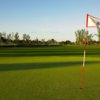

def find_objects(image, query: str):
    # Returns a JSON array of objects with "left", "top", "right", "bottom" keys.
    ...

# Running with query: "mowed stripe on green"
[{"left": 0, "top": 45, "right": 100, "bottom": 57}]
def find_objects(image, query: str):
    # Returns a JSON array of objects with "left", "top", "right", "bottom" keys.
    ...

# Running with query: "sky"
[{"left": 0, "top": 0, "right": 100, "bottom": 41}]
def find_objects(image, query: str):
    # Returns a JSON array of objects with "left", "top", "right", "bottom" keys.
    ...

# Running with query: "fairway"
[{"left": 0, "top": 46, "right": 100, "bottom": 100}]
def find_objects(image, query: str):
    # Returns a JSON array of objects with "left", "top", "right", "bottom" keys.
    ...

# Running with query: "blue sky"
[{"left": 0, "top": 0, "right": 100, "bottom": 41}]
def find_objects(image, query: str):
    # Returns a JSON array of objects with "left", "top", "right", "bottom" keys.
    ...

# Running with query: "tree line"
[
  {"left": 0, "top": 32, "right": 73, "bottom": 47},
  {"left": 0, "top": 29, "right": 99, "bottom": 47}
]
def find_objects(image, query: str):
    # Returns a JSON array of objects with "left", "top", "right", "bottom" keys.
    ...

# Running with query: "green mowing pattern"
[
  {"left": 0, "top": 45, "right": 100, "bottom": 100},
  {"left": 0, "top": 45, "right": 100, "bottom": 57}
]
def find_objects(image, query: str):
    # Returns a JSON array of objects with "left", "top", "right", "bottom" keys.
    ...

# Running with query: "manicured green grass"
[{"left": 0, "top": 45, "right": 100, "bottom": 100}]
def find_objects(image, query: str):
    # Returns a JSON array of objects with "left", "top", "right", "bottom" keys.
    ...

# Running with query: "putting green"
[{"left": 0, "top": 46, "right": 100, "bottom": 100}]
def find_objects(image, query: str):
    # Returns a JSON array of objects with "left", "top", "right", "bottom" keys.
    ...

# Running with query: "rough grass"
[{"left": 0, "top": 45, "right": 100, "bottom": 100}]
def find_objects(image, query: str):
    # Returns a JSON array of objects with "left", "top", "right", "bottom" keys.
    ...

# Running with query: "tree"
[
  {"left": 0, "top": 32, "right": 2, "bottom": 44},
  {"left": 33, "top": 38, "right": 40, "bottom": 45},
  {"left": 47, "top": 39, "right": 57, "bottom": 45},
  {"left": 0, "top": 32, "right": 7, "bottom": 44},
  {"left": 22, "top": 34, "right": 31, "bottom": 46},
  {"left": 23, "top": 34, "right": 30, "bottom": 41},
  {"left": 87, "top": 33, "right": 93, "bottom": 44},
  {"left": 41, "top": 39, "right": 45, "bottom": 45},
  {"left": 2, "top": 32, "right": 6, "bottom": 39},
  {"left": 75, "top": 29, "right": 93, "bottom": 45},
  {"left": 26, "top": 34, "right": 30, "bottom": 41},
  {"left": 7, "top": 33, "right": 13, "bottom": 43},
  {"left": 14, "top": 32, "right": 19, "bottom": 43},
  {"left": 97, "top": 29, "right": 100, "bottom": 44}
]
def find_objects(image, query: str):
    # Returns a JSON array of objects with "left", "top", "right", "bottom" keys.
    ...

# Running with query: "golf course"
[{"left": 0, "top": 45, "right": 100, "bottom": 100}]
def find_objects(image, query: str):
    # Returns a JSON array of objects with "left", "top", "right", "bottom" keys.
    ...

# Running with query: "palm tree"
[{"left": 75, "top": 29, "right": 93, "bottom": 45}]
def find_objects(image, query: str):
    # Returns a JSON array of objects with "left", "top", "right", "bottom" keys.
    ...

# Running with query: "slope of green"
[{"left": 0, "top": 45, "right": 100, "bottom": 100}]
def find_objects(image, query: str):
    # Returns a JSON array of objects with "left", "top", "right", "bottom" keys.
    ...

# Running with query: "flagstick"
[{"left": 80, "top": 38, "right": 87, "bottom": 90}]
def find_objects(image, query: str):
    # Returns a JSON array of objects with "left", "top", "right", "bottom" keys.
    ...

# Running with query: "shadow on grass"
[
  {"left": 0, "top": 52, "right": 100, "bottom": 57},
  {"left": 0, "top": 61, "right": 100, "bottom": 71}
]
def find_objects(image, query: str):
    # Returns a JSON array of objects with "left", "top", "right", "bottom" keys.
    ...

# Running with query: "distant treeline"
[
  {"left": 0, "top": 29, "right": 99, "bottom": 47},
  {"left": 0, "top": 32, "right": 73, "bottom": 47}
]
